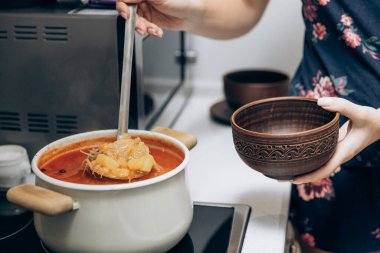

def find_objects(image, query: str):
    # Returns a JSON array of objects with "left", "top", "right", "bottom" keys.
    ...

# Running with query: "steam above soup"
[{"left": 38, "top": 136, "right": 184, "bottom": 185}]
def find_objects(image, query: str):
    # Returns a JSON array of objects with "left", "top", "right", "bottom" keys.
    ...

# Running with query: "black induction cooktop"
[{"left": 0, "top": 200, "right": 251, "bottom": 253}]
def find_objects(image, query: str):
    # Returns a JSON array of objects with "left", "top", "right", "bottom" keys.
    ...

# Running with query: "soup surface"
[{"left": 38, "top": 136, "right": 184, "bottom": 185}]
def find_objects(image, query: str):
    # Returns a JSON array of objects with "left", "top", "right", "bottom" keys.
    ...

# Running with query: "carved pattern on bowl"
[{"left": 233, "top": 130, "right": 338, "bottom": 162}]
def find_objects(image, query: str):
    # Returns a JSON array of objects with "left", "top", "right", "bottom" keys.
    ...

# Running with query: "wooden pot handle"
[
  {"left": 151, "top": 127, "right": 197, "bottom": 150},
  {"left": 7, "top": 184, "right": 79, "bottom": 216}
]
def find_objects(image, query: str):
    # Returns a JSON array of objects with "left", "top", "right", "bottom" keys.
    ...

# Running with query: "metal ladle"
[{"left": 117, "top": 5, "right": 137, "bottom": 140}]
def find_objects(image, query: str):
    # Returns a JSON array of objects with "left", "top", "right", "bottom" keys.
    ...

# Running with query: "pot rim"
[{"left": 31, "top": 129, "right": 190, "bottom": 191}]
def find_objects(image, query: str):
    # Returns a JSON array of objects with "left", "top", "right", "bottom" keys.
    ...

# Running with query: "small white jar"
[{"left": 0, "top": 145, "right": 31, "bottom": 188}]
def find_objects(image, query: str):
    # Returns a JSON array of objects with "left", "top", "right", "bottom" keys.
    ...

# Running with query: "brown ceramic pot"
[
  {"left": 230, "top": 96, "right": 339, "bottom": 180},
  {"left": 223, "top": 69, "right": 290, "bottom": 109}
]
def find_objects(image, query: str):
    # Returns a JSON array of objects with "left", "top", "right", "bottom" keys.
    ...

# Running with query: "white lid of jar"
[{"left": 0, "top": 145, "right": 28, "bottom": 167}]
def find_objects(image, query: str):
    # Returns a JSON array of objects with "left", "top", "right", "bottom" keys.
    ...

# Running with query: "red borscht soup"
[{"left": 37, "top": 136, "right": 184, "bottom": 185}]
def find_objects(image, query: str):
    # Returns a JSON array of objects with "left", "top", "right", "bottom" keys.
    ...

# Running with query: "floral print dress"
[{"left": 289, "top": 0, "right": 380, "bottom": 252}]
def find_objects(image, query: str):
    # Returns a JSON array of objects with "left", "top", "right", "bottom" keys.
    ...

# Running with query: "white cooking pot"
[{"left": 7, "top": 128, "right": 196, "bottom": 253}]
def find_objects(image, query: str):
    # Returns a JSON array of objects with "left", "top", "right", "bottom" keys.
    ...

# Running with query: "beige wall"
[{"left": 189, "top": 0, "right": 304, "bottom": 86}]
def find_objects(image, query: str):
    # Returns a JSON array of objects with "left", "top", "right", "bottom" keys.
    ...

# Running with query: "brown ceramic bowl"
[
  {"left": 230, "top": 96, "right": 339, "bottom": 180},
  {"left": 224, "top": 69, "right": 290, "bottom": 109}
]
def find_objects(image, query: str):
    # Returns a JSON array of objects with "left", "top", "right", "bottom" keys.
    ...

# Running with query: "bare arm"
[
  {"left": 184, "top": 0, "right": 270, "bottom": 39},
  {"left": 116, "top": 0, "right": 269, "bottom": 39}
]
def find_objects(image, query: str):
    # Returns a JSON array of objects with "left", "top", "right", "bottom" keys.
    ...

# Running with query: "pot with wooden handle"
[{"left": 7, "top": 127, "right": 196, "bottom": 253}]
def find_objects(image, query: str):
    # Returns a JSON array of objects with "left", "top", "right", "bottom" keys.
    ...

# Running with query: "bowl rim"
[
  {"left": 223, "top": 68, "right": 290, "bottom": 87},
  {"left": 230, "top": 96, "right": 340, "bottom": 138},
  {"left": 31, "top": 129, "right": 190, "bottom": 191}
]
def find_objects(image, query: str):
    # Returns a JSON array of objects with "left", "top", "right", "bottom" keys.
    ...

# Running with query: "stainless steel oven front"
[{"left": 0, "top": 3, "right": 192, "bottom": 157}]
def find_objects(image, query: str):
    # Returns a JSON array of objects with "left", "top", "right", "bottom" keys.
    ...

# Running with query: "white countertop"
[{"left": 172, "top": 87, "right": 291, "bottom": 253}]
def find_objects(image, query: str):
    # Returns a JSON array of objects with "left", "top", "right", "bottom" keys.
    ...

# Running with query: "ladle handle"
[
  {"left": 117, "top": 5, "right": 137, "bottom": 139},
  {"left": 7, "top": 184, "right": 79, "bottom": 216},
  {"left": 152, "top": 127, "right": 198, "bottom": 150}
]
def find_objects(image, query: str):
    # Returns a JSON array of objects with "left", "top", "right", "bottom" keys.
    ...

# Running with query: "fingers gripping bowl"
[
  {"left": 231, "top": 97, "right": 339, "bottom": 180},
  {"left": 7, "top": 129, "right": 195, "bottom": 253}
]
